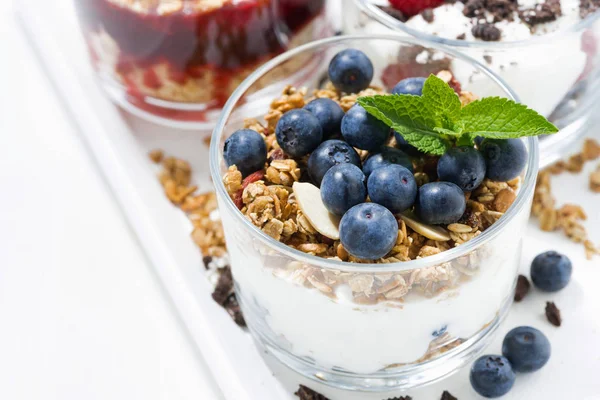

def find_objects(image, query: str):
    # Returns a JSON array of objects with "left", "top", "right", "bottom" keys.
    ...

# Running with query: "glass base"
[{"left": 242, "top": 284, "right": 514, "bottom": 392}]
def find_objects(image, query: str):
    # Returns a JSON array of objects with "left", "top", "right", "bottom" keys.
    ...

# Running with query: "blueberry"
[
  {"left": 480, "top": 139, "right": 527, "bottom": 181},
  {"left": 437, "top": 146, "right": 487, "bottom": 192},
  {"left": 393, "top": 130, "right": 420, "bottom": 156},
  {"left": 339, "top": 203, "right": 398, "bottom": 260},
  {"left": 530, "top": 251, "right": 572, "bottom": 292},
  {"left": 328, "top": 48, "right": 374, "bottom": 93},
  {"left": 304, "top": 98, "right": 345, "bottom": 139},
  {"left": 368, "top": 165, "right": 417, "bottom": 214},
  {"left": 275, "top": 109, "right": 323, "bottom": 157},
  {"left": 341, "top": 104, "right": 389, "bottom": 151},
  {"left": 223, "top": 129, "right": 267, "bottom": 177},
  {"left": 470, "top": 355, "right": 516, "bottom": 398},
  {"left": 307, "top": 140, "right": 361, "bottom": 186},
  {"left": 415, "top": 182, "right": 466, "bottom": 225},
  {"left": 363, "top": 147, "right": 413, "bottom": 177},
  {"left": 502, "top": 326, "right": 551, "bottom": 372},
  {"left": 391, "top": 77, "right": 426, "bottom": 96},
  {"left": 320, "top": 164, "right": 367, "bottom": 216}
]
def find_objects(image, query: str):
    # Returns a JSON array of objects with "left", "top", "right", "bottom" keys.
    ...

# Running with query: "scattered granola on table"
[
  {"left": 532, "top": 138, "right": 600, "bottom": 259},
  {"left": 151, "top": 151, "right": 245, "bottom": 326}
]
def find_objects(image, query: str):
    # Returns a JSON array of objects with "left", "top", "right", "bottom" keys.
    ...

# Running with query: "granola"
[{"left": 532, "top": 138, "right": 600, "bottom": 259}]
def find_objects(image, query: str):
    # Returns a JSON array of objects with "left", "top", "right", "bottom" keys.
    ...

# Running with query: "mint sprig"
[{"left": 357, "top": 75, "right": 558, "bottom": 156}]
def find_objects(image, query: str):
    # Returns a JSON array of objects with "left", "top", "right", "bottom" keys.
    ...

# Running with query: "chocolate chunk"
[
  {"left": 546, "top": 301, "right": 562, "bottom": 326},
  {"left": 514, "top": 275, "right": 531, "bottom": 302},
  {"left": 483, "top": 55, "right": 493, "bottom": 64},
  {"left": 459, "top": 208, "right": 481, "bottom": 228},
  {"left": 212, "top": 266, "right": 234, "bottom": 305},
  {"left": 580, "top": 0, "right": 600, "bottom": 18},
  {"left": 471, "top": 23, "right": 501, "bottom": 41},
  {"left": 487, "top": 0, "right": 518, "bottom": 21},
  {"left": 379, "top": 5, "right": 408, "bottom": 22},
  {"left": 463, "top": 0, "right": 485, "bottom": 17},
  {"left": 202, "top": 255, "right": 213, "bottom": 270},
  {"left": 386, "top": 397, "right": 412, "bottom": 400},
  {"left": 295, "top": 385, "right": 330, "bottom": 400},
  {"left": 223, "top": 293, "right": 246, "bottom": 327},
  {"left": 519, "top": 0, "right": 561, "bottom": 25},
  {"left": 441, "top": 391, "right": 458, "bottom": 400},
  {"left": 456, "top": 33, "right": 467, "bottom": 40},
  {"left": 421, "top": 8, "right": 435, "bottom": 22}
]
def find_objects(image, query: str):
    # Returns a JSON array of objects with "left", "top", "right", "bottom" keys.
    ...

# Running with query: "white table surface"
[
  {"left": 2, "top": 0, "right": 600, "bottom": 399},
  {"left": 0, "top": 1, "right": 222, "bottom": 399}
]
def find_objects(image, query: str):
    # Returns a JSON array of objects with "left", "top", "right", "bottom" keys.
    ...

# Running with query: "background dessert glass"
[
  {"left": 210, "top": 35, "right": 539, "bottom": 391},
  {"left": 346, "top": 0, "right": 600, "bottom": 167},
  {"left": 75, "top": 0, "right": 331, "bottom": 130}
]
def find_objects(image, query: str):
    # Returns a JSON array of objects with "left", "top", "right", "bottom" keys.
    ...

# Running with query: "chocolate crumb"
[
  {"left": 202, "top": 255, "right": 213, "bottom": 270},
  {"left": 295, "top": 385, "right": 330, "bottom": 400},
  {"left": 546, "top": 301, "right": 562, "bottom": 326},
  {"left": 212, "top": 266, "right": 234, "bottom": 305},
  {"left": 580, "top": 0, "right": 600, "bottom": 18},
  {"left": 441, "top": 390, "right": 458, "bottom": 400},
  {"left": 223, "top": 293, "right": 246, "bottom": 327},
  {"left": 519, "top": 0, "right": 562, "bottom": 25},
  {"left": 463, "top": 0, "right": 485, "bottom": 17},
  {"left": 379, "top": 5, "right": 408, "bottom": 22},
  {"left": 487, "top": 0, "right": 518, "bottom": 21},
  {"left": 456, "top": 33, "right": 467, "bottom": 40},
  {"left": 514, "top": 275, "right": 531, "bottom": 302},
  {"left": 421, "top": 8, "right": 435, "bottom": 22},
  {"left": 483, "top": 55, "right": 493, "bottom": 64},
  {"left": 459, "top": 208, "right": 481, "bottom": 228},
  {"left": 386, "top": 396, "right": 412, "bottom": 400},
  {"left": 472, "top": 23, "right": 501, "bottom": 41}
]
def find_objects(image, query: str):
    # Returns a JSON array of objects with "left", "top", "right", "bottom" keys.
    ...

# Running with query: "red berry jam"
[{"left": 76, "top": 0, "right": 326, "bottom": 122}]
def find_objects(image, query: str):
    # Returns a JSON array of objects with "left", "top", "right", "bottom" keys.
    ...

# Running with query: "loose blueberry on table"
[{"left": 223, "top": 48, "right": 557, "bottom": 261}]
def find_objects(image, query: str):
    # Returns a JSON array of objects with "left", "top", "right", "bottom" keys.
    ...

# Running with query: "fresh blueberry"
[
  {"left": 275, "top": 109, "right": 323, "bottom": 157},
  {"left": 530, "top": 251, "right": 572, "bottom": 292},
  {"left": 328, "top": 48, "right": 374, "bottom": 93},
  {"left": 393, "top": 130, "right": 420, "bottom": 156},
  {"left": 307, "top": 140, "right": 361, "bottom": 186},
  {"left": 437, "top": 146, "right": 487, "bottom": 192},
  {"left": 341, "top": 104, "right": 389, "bottom": 151},
  {"left": 470, "top": 355, "right": 516, "bottom": 398},
  {"left": 304, "top": 98, "right": 345, "bottom": 139},
  {"left": 223, "top": 129, "right": 267, "bottom": 177},
  {"left": 502, "top": 326, "right": 551, "bottom": 372},
  {"left": 363, "top": 147, "right": 413, "bottom": 177},
  {"left": 391, "top": 77, "right": 426, "bottom": 96},
  {"left": 339, "top": 203, "right": 398, "bottom": 260},
  {"left": 367, "top": 165, "right": 417, "bottom": 214},
  {"left": 320, "top": 164, "right": 367, "bottom": 216},
  {"left": 415, "top": 182, "right": 466, "bottom": 225},
  {"left": 480, "top": 139, "right": 527, "bottom": 181}
]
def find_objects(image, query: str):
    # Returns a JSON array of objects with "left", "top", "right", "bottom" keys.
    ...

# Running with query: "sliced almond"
[
  {"left": 399, "top": 211, "right": 451, "bottom": 242},
  {"left": 292, "top": 182, "right": 340, "bottom": 240}
]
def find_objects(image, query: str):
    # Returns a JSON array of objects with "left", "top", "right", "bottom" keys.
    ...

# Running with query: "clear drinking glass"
[
  {"left": 210, "top": 35, "right": 539, "bottom": 391},
  {"left": 74, "top": 0, "right": 331, "bottom": 129},
  {"left": 346, "top": 0, "right": 600, "bottom": 167}
]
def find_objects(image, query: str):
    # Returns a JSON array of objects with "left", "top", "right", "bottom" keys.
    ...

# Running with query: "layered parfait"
[
  {"left": 346, "top": 0, "right": 600, "bottom": 129},
  {"left": 213, "top": 42, "right": 554, "bottom": 388},
  {"left": 76, "top": 0, "right": 327, "bottom": 123}
]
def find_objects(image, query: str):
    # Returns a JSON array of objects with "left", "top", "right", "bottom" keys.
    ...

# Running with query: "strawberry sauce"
[{"left": 76, "top": 0, "right": 325, "bottom": 121}]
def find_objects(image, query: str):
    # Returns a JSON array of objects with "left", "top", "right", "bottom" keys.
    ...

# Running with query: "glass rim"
[
  {"left": 209, "top": 34, "right": 539, "bottom": 273},
  {"left": 354, "top": 0, "right": 600, "bottom": 49}
]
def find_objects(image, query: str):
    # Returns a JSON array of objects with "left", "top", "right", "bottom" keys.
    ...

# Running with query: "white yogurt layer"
[
  {"left": 346, "top": 0, "right": 588, "bottom": 117},
  {"left": 225, "top": 197, "right": 530, "bottom": 374}
]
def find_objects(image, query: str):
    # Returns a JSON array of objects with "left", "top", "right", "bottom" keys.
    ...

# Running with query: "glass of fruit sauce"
[{"left": 75, "top": 0, "right": 330, "bottom": 129}]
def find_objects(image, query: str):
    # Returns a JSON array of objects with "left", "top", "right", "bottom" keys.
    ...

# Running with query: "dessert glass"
[
  {"left": 210, "top": 35, "right": 539, "bottom": 391},
  {"left": 75, "top": 0, "right": 331, "bottom": 129},
  {"left": 346, "top": 0, "right": 600, "bottom": 167}
]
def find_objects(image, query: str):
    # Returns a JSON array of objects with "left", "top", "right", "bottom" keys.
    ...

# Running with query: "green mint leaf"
[
  {"left": 357, "top": 95, "right": 449, "bottom": 155},
  {"left": 422, "top": 74, "right": 461, "bottom": 123},
  {"left": 460, "top": 97, "right": 559, "bottom": 139}
]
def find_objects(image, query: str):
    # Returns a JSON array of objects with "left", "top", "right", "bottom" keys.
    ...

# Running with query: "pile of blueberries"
[
  {"left": 470, "top": 251, "right": 572, "bottom": 398},
  {"left": 223, "top": 48, "right": 528, "bottom": 260}
]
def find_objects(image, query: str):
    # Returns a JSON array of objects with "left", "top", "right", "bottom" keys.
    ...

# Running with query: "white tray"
[{"left": 17, "top": 1, "right": 600, "bottom": 398}]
